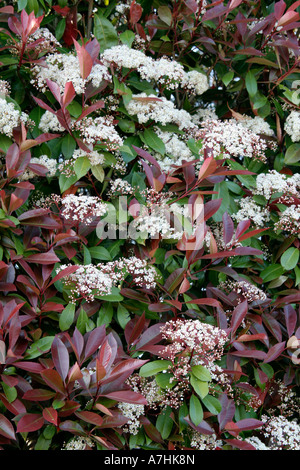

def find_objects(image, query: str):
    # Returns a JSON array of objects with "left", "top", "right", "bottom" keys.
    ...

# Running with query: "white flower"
[
  {"left": 195, "top": 119, "right": 274, "bottom": 161},
  {"left": 284, "top": 110, "right": 300, "bottom": 142},
  {"left": 74, "top": 115, "right": 123, "bottom": 149},
  {"left": 181, "top": 70, "right": 209, "bottom": 95},
  {"left": 0, "top": 98, "right": 29, "bottom": 137},
  {"left": 239, "top": 115, "right": 274, "bottom": 136},
  {"left": 31, "top": 52, "right": 111, "bottom": 94},
  {"left": 39, "top": 110, "right": 66, "bottom": 133},
  {"left": 20, "top": 155, "right": 57, "bottom": 180},
  {"left": 232, "top": 196, "right": 270, "bottom": 227},
  {"left": 126, "top": 93, "right": 195, "bottom": 130},
  {"left": 275, "top": 204, "right": 300, "bottom": 237}
]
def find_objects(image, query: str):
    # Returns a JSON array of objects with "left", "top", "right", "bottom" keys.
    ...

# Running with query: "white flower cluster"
[
  {"left": 99, "top": 256, "right": 157, "bottom": 290},
  {"left": 191, "top": 107, "right": 218, "bottom": 125},
  {"left": 255, "top": 170, "right": 300, "bottom": 199},
  {"left": 62, "top": 436, "right": 95, "bottom": 450},
  {"left": 275, "top": 204, "right": 300, "bottom": 237},
  {"left": 239, "top": 115, "right": 274, "bottom": 136},
  {"left": 261, "top": 415, "right": 300, "bottom": 450},
  {"left": 57, "top": 263, "right": 113, "bottom": 303},
  {"left": 101, "top": 45, "right": 208, "bottom": 95},
  {"left": 190, "top": 431, "right": 223, "bottom": 450},
  {"left": 232, "top": 196, "right": 270, "bottom": 227},
  {"left": 31, "top": 52, "right": 111, "bottom": 94},
  {"left": 195, "top": 119, "right": 275, "bottom": 162},
  {"left": 38, "top": 110, "right": 66, "bottom": 133},
  {"left": 108, "top": 178, "right": 134, "bottom": 196},
  {"left": 218, "top": 280, "right": 267, "bottom": 303},
  {"left": 20, "top": 155, "right": 57, "bottom": 180},
  {"left": 131, "top": 189, "right": 191, "bottom": 240},
  {"left": 126, "top": 93, "right": 196, "bottom": 130},
  {"left": 61, "top": 194, "right": 108, "bottom": 224},
  {"left": 0, "top": 80, "right": 10, "bottom": 96},
  {"left": 245, "top": 436, "right": 270, "bottom": 450},
  {"left": 74, "top": 115, "right": 123, "bottom": 149},
  {"left": 28, "top": 27, "right": 61, "bottom": 54},
  {"left": 117, "top": 403, "right": 145, "bottom": 435},
  {"left": 181, "top": 70, "right": 209, "bottom": 95},
  {"left": 284, "top": 110, "right": 300, "bottom": 142},
  {"left": 58, "top": 256, "right": 157, "bottom": 302},
  {"left": 0, "top": 98, "right": 29, "bottom": 137},
  {"left": 160, "top": 319, "right": 228, "bottom": 382},
  {"left": 153, "top": 128, "right": 194, "bottom": 172}
]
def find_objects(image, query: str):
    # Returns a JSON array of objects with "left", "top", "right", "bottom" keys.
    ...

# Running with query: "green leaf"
[
  {"left": 118, "top": 119, "right": 136, "bottom": 134},
  {"left": 284, "top": 144, "right": 300, "bottom": 165},
  {"left": 61, "top": 134, "right": 76, "bottom": 159},
  {"left": 260, "top": 264, "right": 285, "bottom": 282},
  {"left": 156, "top": 406, "right": 173, "bottom": 439},
  {"left": 191, "top": 365, "right": 212, "bottom": 382},
  {"left": 155, "top": 372, "right": 176, "bottom": 389},
  {"left": 59, "top": 173, "right": 78, "bottom": 193},
  {"left": 59, "top": 303, "right": 75, "bottom": 331},
  {"left": 245, "top": 71, "right": 258, "bottom": 97},
  {"left": 97, "top": 303, "right": 113, "bottom": 327},
  {"left": 2, "top": 383, "right": 17, "bottom": 403},
  {"left": 280, "top": 247, "right": 299, "bottom": 271},
  {"left": 139, "top": 360, "right": 172, "bottom": 377},
  {"left": 94, "top": 14, "right": 118, "bottom": 52},
  {"left": 89, "top": 246, "right": 111, "bottom": 261},
  {"left": 25, "top": 336, "right": 55, "bottom": 359},
  {"left": 189, "top": 395, "right": 203, "bottom": 426},
  {"left": 201, "top": 395, "right": 222, "bottom": 415},
  {"left": 119, "top": 30, "right": 135, "bottom": 48},
  {"left": 91, "top": 164, "right": 105, "bottom": 182},
  {"left": 141, "top": 128, "right": 165, "bottom": 155},
  {"left": 157, "top": 5, "right": 173, "bottom": 25},
  {"left": 97, "top": 286, "right": 124, "bottom": 302},
  {"left": 222, "top": 71, "right": 234, "bottom": 86},
  {"left": 117, "top": 304, "right": 131, "bottom": 329},
  {"left": 55, "top": 18, "right": 66, "bottom": 41},
  {"left": 190, "top": 375, "right": 209, "bottom": 399},
  {"left": 294, "top": 265, "right": 300, "bottom": 286},
  {"left": 74, "top": 156, "right": 91, "bottom": 180}
]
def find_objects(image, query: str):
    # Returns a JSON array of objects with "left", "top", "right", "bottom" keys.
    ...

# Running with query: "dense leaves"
[{"left": 0, "top": 0, "right": 299, "bottom": 452}]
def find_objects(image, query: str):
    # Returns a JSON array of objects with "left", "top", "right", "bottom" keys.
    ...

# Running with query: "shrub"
[{"left": 0, "top": 0, "right": 299, "bottom": 451}]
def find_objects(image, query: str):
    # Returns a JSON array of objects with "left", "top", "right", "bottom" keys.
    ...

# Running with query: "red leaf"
[
  {"left": 74, "top": 411, "right": 103, "bottom": 427},
  {"left": 263, "top": 341, "right": 286, "bottom": 363},
  {"left": 62, "top": 6, "right": 78, "bottom": 46},
  {"left": 186, "top": 298, "right": 221, "bottom": 308},
  {"left": 51, "top": 336, "right": 69, "bottom": 382},
  {"left": 230, "top": 349, "right": 267, "bottom": 360},
  {"left": 73, "top": 39, "right": 93, "bottom": 80},
  {"left": 43, "top": 407, "right": 58, "bottom": 426},
  {"left": 222, "top": 212, "right": 234, "bottom": 245},
  {"left": 40, "top": 369, "right": 66, "bottom": 394},
  {"left": 16, "top": 413, "right": 44, "bottom": 433},
  {"left": 100, "top": 391, "right": 147, "bottom": 405},
  {"left": 0, "top": 413, "right": 16, "bottom": 440},
  {"left": 25, "top": 250, "right": 60, "bottom": 265},
  {"left": 23, "top": 389, "right": 56, "bottom": 401},
  {"left": 130, "top": 0, "right": 143, "bottom": 24},
  {"left": 62, "top": 81, "right": 76, "bottom": 109},
  {"left": 83, "top": 325, "right": 106, "bottom": 361},
  {"left": 230, "top": 300, "right": 248, "bottom": 336},
  {"left": 224, "top": 439, "right": 256, "bottom": 450},
  {"left": 197, "top": 157, "right": 217, "bottom": 182}
]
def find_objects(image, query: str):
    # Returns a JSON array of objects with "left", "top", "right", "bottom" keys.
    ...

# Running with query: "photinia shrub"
[{"left": 0, "top": 0, "right": 299, "bottom": 451}]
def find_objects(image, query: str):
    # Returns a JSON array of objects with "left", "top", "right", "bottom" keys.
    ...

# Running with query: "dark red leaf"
[{"left": 16, "top": 413, "right": 44, "bottom": 433}]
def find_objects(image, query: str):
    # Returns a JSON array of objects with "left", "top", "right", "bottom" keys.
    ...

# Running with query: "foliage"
[{"left": 0, "top": 0, "right": 299, "bottom": 451}]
